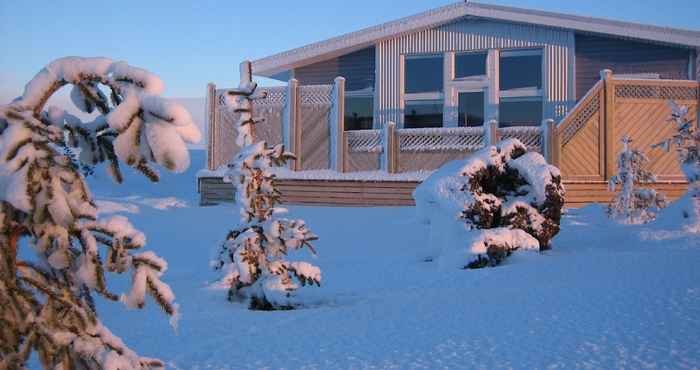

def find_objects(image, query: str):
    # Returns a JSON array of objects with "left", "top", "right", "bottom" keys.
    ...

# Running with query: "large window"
[
  {"left": 455, "top": 52, "right": 487, "bottom": 79},
  {"left": 404, "top": 54, "right": 444, "bottom": 128},
  {"left": 499, "top": 49, "right": 543, "bottom": 126},
  {"left": 404, "top": 100, "right": 443, "bottom": 128},
  {"left": 499, "top": 50, "right": 542, "bottom": 91},
  {"left": 404, "top": 55, "right": 443, "bottom": 93},
  {"left": 458, "top": 92, "right": 484, "bottom": 127},
  {"left": 499, "top": 98, "right": 543, "bottom": 127},
  {"left": 344, "top": 95, "right": 374, "bottom": 130}
]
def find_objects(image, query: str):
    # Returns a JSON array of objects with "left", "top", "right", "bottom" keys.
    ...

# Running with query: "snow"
[{"left": 56, "top": 150, "right": 698, "bottom": 369}]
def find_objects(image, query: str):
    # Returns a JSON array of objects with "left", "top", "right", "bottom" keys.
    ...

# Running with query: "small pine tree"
[
  {"left": 608, "top": 136, "right": 666, "bottom": 224},
  {"left": 0, "top": 57, "right": 201, "bottom": 369},
  {"left": 653, "top": 101, "right": 700, "bottom": 196},
  {"left": 212, "top": 61, "right": 321, "bottom": 310}
]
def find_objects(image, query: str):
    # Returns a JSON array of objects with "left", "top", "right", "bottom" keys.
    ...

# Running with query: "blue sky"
[{"left": 1, "top": 0, "right": 699, "bottom": 100}]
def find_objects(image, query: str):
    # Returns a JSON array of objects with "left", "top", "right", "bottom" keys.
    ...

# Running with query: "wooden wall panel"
[
  {"left": 613, "top": 100, "right": 697, "bottom": 180},
  {"left": 560, "top": 111, "right": 603, "bottom": 180}
]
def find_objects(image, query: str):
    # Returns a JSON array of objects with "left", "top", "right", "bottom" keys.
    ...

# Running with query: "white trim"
[
  {"left": 499, "top": 87, "right": 542, "bottom": 98},
  {"left": 252, "top": 1, "right": 700, "bottom": 77},
  {"left": 404, "top": 92, "right": 444, "bottom": 101}
]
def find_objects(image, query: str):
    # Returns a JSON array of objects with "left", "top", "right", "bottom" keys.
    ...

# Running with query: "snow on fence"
[{"left": 497, "top": 126, "right": 543, "bottom": 153}]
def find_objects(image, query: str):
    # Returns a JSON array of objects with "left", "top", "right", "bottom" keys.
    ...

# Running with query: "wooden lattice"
[
  {"left": 497, "top": 126, "right": 543, "bottom": 153},
  {"left": 561, "top": 96, "right": 600, "bottom": 146},
  {"left": 346, "top": 130, "right": 383, "bottom": 153},
  {"left": 615, "top": 85, "right": 699, "bottom": 101},
  {"left": 398, "top": 127, "right": 485, "bottom": 152},
  {"left": 300, "top": 84, "right": 334, "bottom": 106}
]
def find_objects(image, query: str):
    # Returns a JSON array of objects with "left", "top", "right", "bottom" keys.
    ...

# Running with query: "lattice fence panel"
[
  {"left": 398, "top": 127, "right": 485, "bottom": 152},
  {"left": 615, "top": 85, "right": 699, "bottom": 101},
  {"left": 211, "top": 88, "right": 284, "bottom": 170},
  {"left": 561, "top": 96, "right": 600, "bottom": 146},
  {"left": 497, "top": 126, "right": 543, "bottom": 153},
  {"left": 300, "top": 84, "right": 334, "bottom": 106},
  {"left": 346, "top": 130, "right": 382, "bottom": 153}
]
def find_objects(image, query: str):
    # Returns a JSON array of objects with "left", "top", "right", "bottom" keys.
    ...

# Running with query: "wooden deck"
[{"left": 199, "top": 177, "right": 688, "bottom": 208}]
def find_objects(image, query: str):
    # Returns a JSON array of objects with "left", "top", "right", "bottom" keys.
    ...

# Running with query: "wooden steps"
[{"left": 199, "top": 176, "right": 688, "bottom": 208}]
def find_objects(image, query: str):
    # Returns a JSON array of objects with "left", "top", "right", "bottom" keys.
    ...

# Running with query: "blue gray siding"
[
  {"left": 575, "top": 33, "right": 692, "bottom": 99},
  {"left": 374, "top": 18, "right": 576, "bottom": 127},
  {"left": 293, "top": 47, "right": 375, "bottom": 91}
]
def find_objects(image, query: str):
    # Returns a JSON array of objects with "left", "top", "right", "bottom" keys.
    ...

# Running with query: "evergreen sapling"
[
  {"left": 608, "top": 135, "right": 665, "bottom": 224},
  {"left": 212, "top": 61, "right": 321, "bottom": 310}
]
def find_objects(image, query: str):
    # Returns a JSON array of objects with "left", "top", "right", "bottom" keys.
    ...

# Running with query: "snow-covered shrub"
[
  {"left": 414, "top": 139, "right": 564, "bottom": 268},
  {"left": 608, "top": 136, "right": 665, "bottom": 224},
  {"left": 212, "top": 62, "right": 321, "bottom": 310},
  {"left": 652, "top": 101, "right": 700, "bottom": 232},
  {"left": 0, "top": 57, "right": 200, "bottom": 369}
]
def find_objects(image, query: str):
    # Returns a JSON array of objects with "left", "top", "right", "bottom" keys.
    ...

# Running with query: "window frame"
[
  {"left": 344, "top": 88, "right": 375, "bottom": 131},
  {"left": 453, "top": 50, "right": 488, "bottom": 81},
  {"left": 497, "top": 48, "right": 545, "bottom": 127},
  {"left": 402, "top": 53, "right": 446, "bottom": 128},
  {"left": 455, "top": 88, "right": 487, "bottom": 127}
]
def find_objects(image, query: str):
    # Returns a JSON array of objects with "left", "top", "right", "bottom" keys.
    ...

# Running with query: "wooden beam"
[
  {"left": 205, "top": 82, "right": 217, "bottom": 170},
  {"left": 601, "top": 69, "right": 615, "bottom": 179},
  {"left": 330, "top": 77, "right": 346, "bottom": 172},
  {"left": 284, "top": 79, "right": 300, "bottom": 170}
]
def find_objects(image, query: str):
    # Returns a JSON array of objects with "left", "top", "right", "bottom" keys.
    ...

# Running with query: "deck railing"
[{"left": 207, "top": 69, "right": 697, "bottom": 178}]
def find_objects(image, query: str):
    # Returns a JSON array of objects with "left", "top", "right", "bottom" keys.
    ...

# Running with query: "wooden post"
[
  {"left": 330, "top": 77, "right": 346, "bottom": 172},
  {"left": 601, "top": 69, "right": 615, "bottom": 179},
  {"left": 382, "top": 122, "right": 397, "bottom": 173},
  {"left": 205, "top": 82, "right": 217, "bottom": 170},
  {"left": 284, "top": 78, "right": 300, "bottom": 170},
  {"left": 484, "top": 119, "right": 499, "bottom": 145},
  {"left": 542, "top": 118, "right": 559, "bottom": 166}
]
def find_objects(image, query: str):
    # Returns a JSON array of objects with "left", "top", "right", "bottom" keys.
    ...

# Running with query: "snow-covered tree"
[
  {"left": 608, "top": 136, "right": 666, "bottom": 224},
  {"left": 651, "top": 101, "right": 700, "bottom": 231},
  {"left": 0, "top": 57, "right": 201, "bottom": 369},
  {"left": 212, "top": 61, "right": 321, "bottom": 310}
]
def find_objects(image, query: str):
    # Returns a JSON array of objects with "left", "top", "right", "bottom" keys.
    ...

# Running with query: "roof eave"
[{"left": 253, "top": 2, "right": 700, "bottom": 78}]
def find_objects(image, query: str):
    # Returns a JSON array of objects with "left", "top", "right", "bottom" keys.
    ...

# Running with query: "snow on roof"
[{"left": 253, "top": 1, "right": 700, "bottom": 77}]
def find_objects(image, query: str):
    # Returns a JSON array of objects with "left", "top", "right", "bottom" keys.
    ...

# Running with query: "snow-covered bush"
[
  {"left": 414, "top": 139, "right": 564, "bottom": 268},
  {"left": 0, "top": 57, "right": 200, "bottom": 369},
  {"left": 652, "top": 101, "right": 700, "bottom": 232},
  {"left": 212, "top": 62, "right": 321, "bottom": 310},
  {"left": 608, "top": 136, "right": 665, "bottom": 224}
]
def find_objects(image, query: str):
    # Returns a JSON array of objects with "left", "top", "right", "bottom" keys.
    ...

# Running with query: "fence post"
[
  {"left": 382, "top": 122, "right": 397, "bottom": 173},
  {"left": 284, "top": 78, "right": 300, "bottom": 170},
  {"left": 542, "top": 118, "right": 560, "bottom": 166},
  {"left": 206, "top": 82, "right": 217, "bottom": 170},
  {"left": 601, "top": 69, "right": 615, "bottom": 179},
  {"left": 330, "top": 77, "right": 346, "bottom": 172},
  {"left": 484, "top": 119, "right": 499, "bottom": 145}
]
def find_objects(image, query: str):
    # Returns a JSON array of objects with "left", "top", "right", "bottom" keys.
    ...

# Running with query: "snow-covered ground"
[{"left": 86, "top": 150, "right": 700, "bottom": 369}]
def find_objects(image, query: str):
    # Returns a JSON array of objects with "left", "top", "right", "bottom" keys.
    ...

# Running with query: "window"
[
  {"left": 344, "top": 95, "right": 374, "bottom": 130},
  {"left": 455, "top": 52, "right": 487, "bottom": 79},
  {"left": 498, "top": 50, "right": 543, "bottom": 126},
  {"left": 404, "top": 100, "right": 443, "bottom": 128},
  {"left": 499, "top": 98, "right": 542, "bottom": 127},
  {"left": 458, "top": 92, "right": 484, "bottom": 127},
  {"left": 405, "top": 55, "right": 443, "bottom": 93},
  {"left": 499, "top": 50, "right": 542, "bottom": 91}
]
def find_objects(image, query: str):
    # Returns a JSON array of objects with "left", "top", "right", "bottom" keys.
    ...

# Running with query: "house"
[{"left": 200, "top": 1, "right": 700, "bottom": 207}]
